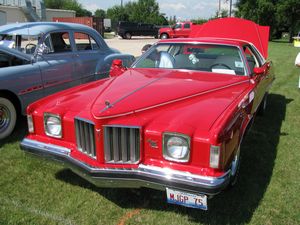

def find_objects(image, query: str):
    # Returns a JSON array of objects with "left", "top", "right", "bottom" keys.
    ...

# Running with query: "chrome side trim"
[{"left": 20, "top": 138, "right": 231, "bottom": 195}]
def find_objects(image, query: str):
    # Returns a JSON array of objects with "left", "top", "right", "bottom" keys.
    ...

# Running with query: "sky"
[{"left": 77, "top": 0, "right": 237, "bottom": 20}]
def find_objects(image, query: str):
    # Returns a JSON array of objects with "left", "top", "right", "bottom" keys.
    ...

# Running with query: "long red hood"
[
  {"left": 37, "top": 68, "right": 250, "bottom": 130},
  {"left": 89, "top": 69, "right": 249, "bottom": 118}
]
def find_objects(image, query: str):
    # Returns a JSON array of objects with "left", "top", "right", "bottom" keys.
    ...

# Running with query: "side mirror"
[
  {"left": 36, "top": 43, "right": 50, "bottom": 56},
  {"left": 112, "top": 59, "right": 123, "bottom": 67},
  {"left": 253, "top": 67, "right": 265, "bottom": 75},
  {"left": 110, "top": 59, "right": 127, "bottom": 77}
]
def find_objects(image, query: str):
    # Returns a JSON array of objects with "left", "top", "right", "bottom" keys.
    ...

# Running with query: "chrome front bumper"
[{"left": 20, "top": 138, "right": 230, "bottom": 195}]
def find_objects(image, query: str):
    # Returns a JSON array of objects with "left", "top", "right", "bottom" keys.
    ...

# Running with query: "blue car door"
[
  {"left": 37, "top": 31, "right": 79, "bottom": 96},
  {"left": 72, "top": 31, "right": 107, "bottom": 83}
]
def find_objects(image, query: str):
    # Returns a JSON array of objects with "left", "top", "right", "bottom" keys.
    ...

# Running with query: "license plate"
[{"left": 166, "top": 188, "right": 207, "bottom": 210}]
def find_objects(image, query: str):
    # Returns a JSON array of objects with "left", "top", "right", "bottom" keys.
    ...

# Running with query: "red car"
[
  {"left": 159, "top": 21, "right": 194, "bottom": 39},
  {"left": 21, "top": 18, "right": 274, "bottom": 210}
]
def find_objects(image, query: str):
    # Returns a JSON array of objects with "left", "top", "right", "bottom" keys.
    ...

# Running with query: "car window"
[
  {"left": 243, "top": 45, "right": 261, "bottom": 74},
  {"left": 0, "top": 34, "right": 39, "bottom": 55},
  {"left": 43, "top": 32, "right": 71, "bottom": 54},
  {"left": 173, "top": 23, "right": 182, "bottom": 29},
  {"left": 74, "top": 32, "right": 99, "bottom": 51},
  {"left": 134, "top": 43, "right": 246, "bottom": 75},
  {"left": 184, "top": 23, "right": 190, "bottom": 29}
]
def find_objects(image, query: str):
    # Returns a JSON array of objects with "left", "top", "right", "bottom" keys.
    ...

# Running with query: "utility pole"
[
  {"left": 121, "top": 0, "right": 123, "bottom": 7},
  {"left": 218, "top": 0, "right": 221, "bottom": 17},
  {"left": 224, "top": 0, "right": 233, "bottom": 17}
]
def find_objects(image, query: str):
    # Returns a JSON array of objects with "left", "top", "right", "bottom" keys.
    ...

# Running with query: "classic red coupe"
[{"left": 21, "top": 18, "right": 274, "bottom": 210}]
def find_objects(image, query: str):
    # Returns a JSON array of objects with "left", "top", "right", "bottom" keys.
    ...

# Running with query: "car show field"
[{"left": 0, "top": 33, "right": 300, "bottom": 225}]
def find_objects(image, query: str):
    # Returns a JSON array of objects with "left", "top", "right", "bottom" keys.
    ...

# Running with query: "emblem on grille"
[{"left": 147, "top": 139, "right": 158, "bottom": 149}]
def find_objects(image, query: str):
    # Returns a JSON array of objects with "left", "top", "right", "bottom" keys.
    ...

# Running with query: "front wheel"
[
  {"left": 0, "top": 97, "right": 17, "bottom": 139},
  {"left": 160, "top": 33, "right": 169, "bottom": 39},
  {"left": 229, "top": 146, "right": 241, "bottom": 186},
  {"left": 125, "top": 32, "right": 132, "bottom": 39},
  {"left": 258, "top": 93, "right": 268, "bottom": 116}
]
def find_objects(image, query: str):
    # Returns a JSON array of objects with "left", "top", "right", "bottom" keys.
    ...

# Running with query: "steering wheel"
[
  {"left": 25, "top": 43, "right": 37, "bottom": 54},
  {"left": 210, "top": 63, "right": 232, "bottom": 70}
]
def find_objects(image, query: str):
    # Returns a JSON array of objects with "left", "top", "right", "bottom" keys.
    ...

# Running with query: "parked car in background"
[
  {"left": 159, "top": 21, "right": 194, "bottom": 39},
  {"left": 21, "top": 18, "right": 274, "bottom": 210},
  {"left": 0, "top": 22, "right": 135, "bottom": 139},
  {"left": 117, "top": 21, "right": 159, "bottom": 39}
]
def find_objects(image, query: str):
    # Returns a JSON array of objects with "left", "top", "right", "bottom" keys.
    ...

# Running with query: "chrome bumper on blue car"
[{"left": 20, "top": 138, "right": 231, "bottom": 195}]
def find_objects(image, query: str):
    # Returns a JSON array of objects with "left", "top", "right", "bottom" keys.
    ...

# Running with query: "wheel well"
[
  {"left": 161, "top": 33, "right": 169, "bottom": 37},
  {"left": 0, "top": 90, "right": 22, "bottom": 115}
]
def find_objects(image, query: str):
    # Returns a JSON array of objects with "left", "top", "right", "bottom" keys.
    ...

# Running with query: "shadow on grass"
[
  {"left": 0, "top": 116, "right": 27, "bottom": 148},
  {"left": 56, "top": 93, "right": 290, "bottom": 224}
]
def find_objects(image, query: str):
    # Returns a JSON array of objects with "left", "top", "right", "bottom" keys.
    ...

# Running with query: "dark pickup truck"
[{"left": 117, "top": 21, "right": 159, "bottom": 39}]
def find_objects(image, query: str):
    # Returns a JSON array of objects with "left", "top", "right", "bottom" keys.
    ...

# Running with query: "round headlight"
[
  {"left": 164, "top": 135, "right": 190, "bottom": 162},
  {"left": 44, "top": 114, "right": 61, "bottom": 137}
]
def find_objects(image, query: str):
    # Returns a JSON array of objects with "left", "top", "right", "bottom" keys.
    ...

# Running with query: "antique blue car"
[{"left": 0, "top": 22, "right": 135, "bottom": 139}]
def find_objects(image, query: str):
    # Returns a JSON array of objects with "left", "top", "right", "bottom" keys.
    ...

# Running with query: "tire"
[
  {"left": 258, "top": 93, "right": 268, "bottom": 116},
  {"left": 160, "top": 33, "right": 169, "bottom": 39},
  {"left": 229, "top": 146, "right": 241, "bottom": 187},
  {"left": 0, "top": 97, "right": 17, "bottom": 139},
  {"left": 125, "top": 32, "right": 132, "bottom": 39}
]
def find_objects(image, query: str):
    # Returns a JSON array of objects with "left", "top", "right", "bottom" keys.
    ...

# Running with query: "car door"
[
  {"left": 172, "top": 23, "right": 183, "bottom": 38},
  {"left": 243, "top": 45, "right": 270, "bottom": 114},
  {"left": 181, "top": 23, "right": 191, "bottom": 37},
  {"left": 37, "top": 31, "right": 77, "bottom": 96},
  {"left": 72, "top": 31, "right": 103, "bottom": 83}
]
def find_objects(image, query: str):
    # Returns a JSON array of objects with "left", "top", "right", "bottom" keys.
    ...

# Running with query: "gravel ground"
[{"left": 105, "top": 36, "right": 158, "bottom": 57}]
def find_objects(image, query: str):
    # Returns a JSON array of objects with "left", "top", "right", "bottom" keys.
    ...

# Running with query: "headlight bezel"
[
  {"left": 163, "top": 132, "right": 191, "bottom": 163},
  {"left": 44, "top": 113, "right": 62, "bottom": 138}
]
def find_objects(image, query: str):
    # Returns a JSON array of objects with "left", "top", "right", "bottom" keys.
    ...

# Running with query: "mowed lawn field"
[{"left": 1, "top": 41, "right": 300, "bottom": 225}]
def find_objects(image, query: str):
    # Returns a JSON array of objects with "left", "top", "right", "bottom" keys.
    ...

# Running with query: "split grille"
[
  {"left": 75, "top": 118, "right": 96, "bottom": 158},
  {"left": 104, "top": 126, "right": 140, "bottom": 164}
]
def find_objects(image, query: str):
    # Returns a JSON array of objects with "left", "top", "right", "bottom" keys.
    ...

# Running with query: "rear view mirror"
[{"left": 110, "top": 59, "right": 127, "bottom": 77}]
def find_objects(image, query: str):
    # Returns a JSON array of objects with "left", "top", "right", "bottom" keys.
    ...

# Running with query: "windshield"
[
  {"left": 0, "top": 34, "right": 40, "bottom": 55},
  {"left": 134, "top": 43, "right": 246, "bottom": 76}
]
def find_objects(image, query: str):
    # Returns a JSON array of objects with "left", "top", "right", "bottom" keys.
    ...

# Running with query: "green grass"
[{"left": 1, "top": 41, "right": 300, "bottom": 225}]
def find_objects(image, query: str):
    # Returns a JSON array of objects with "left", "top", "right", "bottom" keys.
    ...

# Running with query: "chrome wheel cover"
[
  {"left": 0, "top": 103, "right": 11, "bottom": 133},
  {"left": 230, "top": 147, "right": 241, "bottom": 177}
]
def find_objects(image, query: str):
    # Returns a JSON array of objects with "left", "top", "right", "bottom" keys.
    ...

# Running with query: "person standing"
[{"left": 295, "top": 52, "right": 300, "bottom": 88}]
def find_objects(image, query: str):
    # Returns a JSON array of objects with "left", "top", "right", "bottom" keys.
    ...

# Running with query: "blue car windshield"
[{"left": 0, "top": 34, "right": 39, "bottom": 55}]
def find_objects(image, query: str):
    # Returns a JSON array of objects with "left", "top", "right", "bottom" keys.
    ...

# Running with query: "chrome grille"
[
  {"left": 75, "top": 118, "right": 96, "bottom": 158},
  {"left": 104, "top": 126, "right": 140, "bottom": 164}
]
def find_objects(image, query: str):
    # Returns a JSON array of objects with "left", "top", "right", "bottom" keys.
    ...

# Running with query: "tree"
[
  {"left": 94, "top": 9, "right": 106, "bottom": 18},
  {"left": 191, "top": 18, "right": 208, "bottom": 25},
  {"left": 235, "top": 0, "right": 300, "bottom": 41},
  {"left": 276, "top": 0, "right": 300, "bottom": 42},
  {"left": 106, "top": 5, "right": 129, "bottom": 23},
  {"left": 44, "top": 0, "right": 92, "bottom": 17},
  {"left": 106, "top": 0, "right": 168, "bottom": 25}
]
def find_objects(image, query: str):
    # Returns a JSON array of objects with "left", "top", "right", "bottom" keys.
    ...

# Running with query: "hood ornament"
[{"left": 105, "top": 100, "right": 112, "bottom": 108}]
